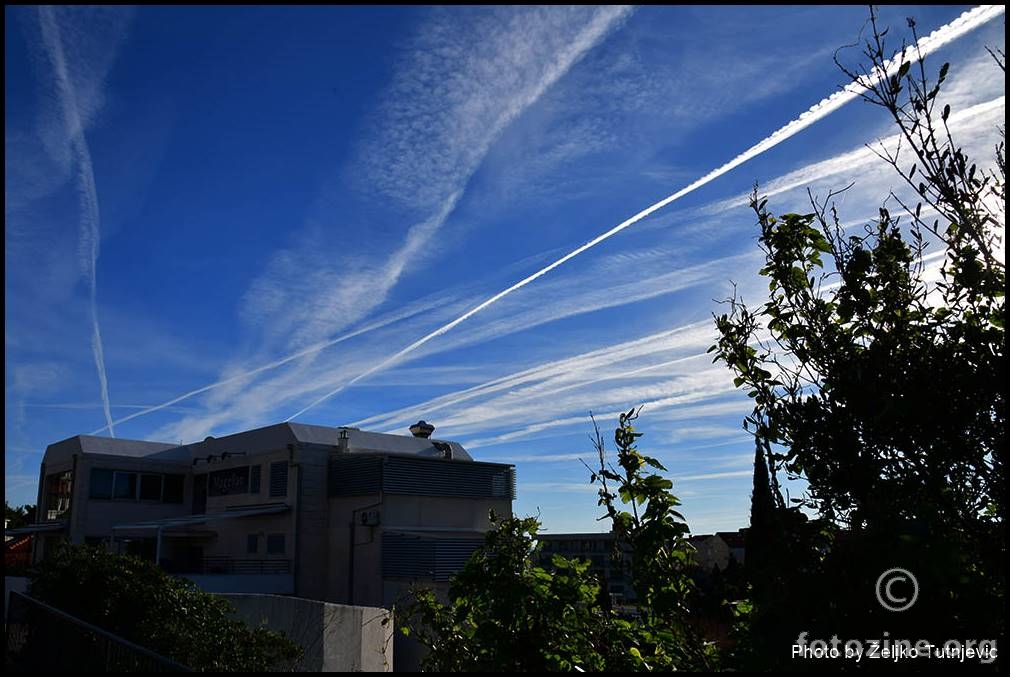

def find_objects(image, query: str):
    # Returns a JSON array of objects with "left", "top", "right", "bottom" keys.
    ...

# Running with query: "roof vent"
[{"left": 409, "top": 420, "right": 435, "bottom": 439}]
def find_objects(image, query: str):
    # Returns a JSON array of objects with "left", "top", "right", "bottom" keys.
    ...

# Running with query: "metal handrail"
[
  {"left": 5, "top": 591, "right": 191, "bottom": 672},
  {"left": 198, "top": 556, "right": 292, "bottom": 574}
]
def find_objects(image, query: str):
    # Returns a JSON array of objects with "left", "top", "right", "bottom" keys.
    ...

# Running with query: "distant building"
[
  {"left": 10, "top": 421, "right": 516, "bottom": 612},
  {"left": 537, "top": 529, "right": 749, "bottom": 604},
  {"left": 687, "top": 534, "right": 732, "bottom": 572},
  {"left": 535, "top": 531, "right": 635, "bottom": 604},
  {"left": 687, "top": 531, "right": 747, "bottom": 572},
  {"left": 714, "top": 530, "right": 747, "bottom": 565}
]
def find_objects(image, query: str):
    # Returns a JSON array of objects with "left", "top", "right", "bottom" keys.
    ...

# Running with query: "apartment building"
[
  {"left": 536, "top": 531, "right": 636, "bottom": 605},
  {"left": 13, "top": 421, "right": 516, "bottom": 612}
]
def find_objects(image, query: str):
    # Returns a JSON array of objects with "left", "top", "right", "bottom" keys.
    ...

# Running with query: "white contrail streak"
[
  {"left": 38, "top": 6, "right": 116, "bottom": 437},
  {"left": 285, "top": 5, "right": 1003, "bottom": 423},
  {"left": 351, "top": 321, "right": 714, "bottom": 431},
  {"left": 88, "top": 299, "right": 443, "bottom": 434},
  {"left": 90, "top": 7, "right": 634, "bottom": 436}
]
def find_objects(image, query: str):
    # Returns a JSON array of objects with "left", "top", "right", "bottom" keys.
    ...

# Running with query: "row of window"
[
  {"left": 540, "top": 538, "right": 613, "bottom": 553},
  {"left": 90, "top": 469, "right": 185, "bottom": 503},
  {"left": 247, "top": 533, "right": 285, "bottom": 554},
  {"left": 207, "top": 462, "right": 287, "bottom": 498},
  {"left": 90, "top": 462, "right": 289, "bottom": 503}
]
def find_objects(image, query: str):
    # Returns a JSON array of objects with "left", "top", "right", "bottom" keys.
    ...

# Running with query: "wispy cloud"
[
  {"left": 483, "top": 452, "right": 593, "bottom": 464},
  {"left": 352, "top": 321, "right": 718, "bottom": 432},
  {"left": 28, "top": 402, "right": 200, "bottom": 414},
  {"left": 240, "top": 6, "right": 634, "bottom": 354},
  {"left": 460, "top": 372, "right": 742, "bottom": 450},
  {"left": 678, "top": 470, "right": 752, "bottom": 482},
  {"left": 284, "top": 5, "right": 1004, "bottom": 424},
  {"left": 73, "top": 6, "right": 1003, "bottom": 451},
  {"left": 146, "top": 88, "right": 988, "bottom": 444},
  {"left": 480, "top": 9, "right": 840, "bottom": 205},
  {"left": 704, "top": 96, "right": 1006, "bottom": 218},
  {"left": 357, "top": 6, "right": 635, "bottom": 214},
  {"left": 4, "top": 474, "right": 41, "bottom": 498},
  {"left": 90, "top": 289, "right": 459, "bottom": 435},
  {"left": 137, "top": 7, "right": 634, "bottom": 440},
  {"left": 11, "top": 362, "right": 67, "bottom": 396},
  {"left": 32, "top": 6, "right": 133, "bottom": 438},
  {"left": 523, "top": 469, "right": 751, "bottom": 495},
  {"left": 352, "top": 239, "right": 954, "bottom": 452},
  {"left": 156, "top": 86, "right": 998, "bottom": 446}
]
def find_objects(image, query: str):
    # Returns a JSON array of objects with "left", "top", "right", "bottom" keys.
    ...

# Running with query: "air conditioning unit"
[{"left": 360, "top": 509, "right": 380, "bottom": 526}]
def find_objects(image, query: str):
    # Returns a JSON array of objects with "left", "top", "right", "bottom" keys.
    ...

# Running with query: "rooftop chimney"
[{"left": 409, "top": 420, "right": 435, "bottom": 439}]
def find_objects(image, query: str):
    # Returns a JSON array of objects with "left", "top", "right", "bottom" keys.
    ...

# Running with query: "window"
[
  {"left": 89, "top": 469, "right": 114, "bottom": 499},
  {"left": 266, "top": 533, "right": 285, "bottom": 554},
  {"left": 92, "top": 470, "right": 184, "bottom": 504},
  {"left": 45, "top": 471, "right": 73, "bottom": 521},
  {"left": 250, "top": 465, "right": 261, "bottom": 494},
  {"left": 113, "top": 472, "right": 138, "bottom": 500},
  {"left": 163, "top": 474, "right": 184, "bottom": 503},
  {"left": 139, "top": 474, "right": 163, "bottom": 501},
  {"left": 247, "top": 534, "right": 259, "bottom": 554},
  {"left": 269, "top": 461, "right": 288, "bottom": 498}
]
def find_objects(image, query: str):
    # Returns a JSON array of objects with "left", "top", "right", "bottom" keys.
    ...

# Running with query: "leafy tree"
[
  {"left": 5, "top": 502, "right": 36, "bottom": 529},
  {"left": 401, "top": 411, "right": 717, "bottom": 672},
  {"left": 588, "top": 407, "right": 717, "bottom": 671},
  {"left": 27, "top": 543, "right": 302, "bottom": 671},
  {"left": 711, "top": 9, "right": 1004, "bottom": 667},
  {"left": 400, "top": 513, "right": 633, "bottom": 672}
]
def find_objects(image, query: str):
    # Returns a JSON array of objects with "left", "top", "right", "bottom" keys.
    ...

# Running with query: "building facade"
[
  {"left": 15, "top": 421, "right": 516, "bottom": 612},
  {"left": 536, "top": 531, "right": 636, "bottom": 605}
]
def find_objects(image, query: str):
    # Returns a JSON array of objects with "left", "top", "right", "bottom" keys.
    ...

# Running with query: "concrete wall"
[
  {"left": 382, "top": 495, "right": 512, "bottom": 531},
  {"left": 222, "top": 593, "right": 392, "bottom": 672},
  {"left": 326, "top": 495, "right": 384, "bottom": 606},
  {"left": 326, "top": 493, "right": 511, "bottom": 608},
  {"left": 198, "top": 512, "right": 291, "bottom": 559},
  {"left": 293, "top": 446, "right": 330, "bottom": 601}
]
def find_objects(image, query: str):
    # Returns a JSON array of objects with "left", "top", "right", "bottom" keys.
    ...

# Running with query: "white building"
[{"left": 14, "top": 421, "right": 515, "bottom": 612}]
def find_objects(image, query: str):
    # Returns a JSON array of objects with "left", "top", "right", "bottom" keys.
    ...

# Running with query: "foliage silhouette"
[
  {"left": 28, "top": 543, "right": 303, "bottom": 671},
  {"left": 711, "top": 9, "right": 1004, "bottom": 670},
  {"left": 400, "top": 411, "right": 716, "bottom": 671}
]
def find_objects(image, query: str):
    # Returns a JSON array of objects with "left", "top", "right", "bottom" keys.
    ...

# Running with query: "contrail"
[
  {"left": 88, "top": 298, "right": 445, "bottom": 434},
  {"left": 285, "top": 5, "right": 1003, "bottom": 423},
  {"left": 350, "top": 320, "right": 713, "bottom": 431},
  {"left": 89, "top": 6, "right": 634, "bottom": 437},
  {"left": 38, "top": 6, "right": 116, "bottom": 437}
]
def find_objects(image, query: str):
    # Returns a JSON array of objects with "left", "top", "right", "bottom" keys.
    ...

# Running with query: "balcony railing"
[
  {"left": 5, "top": 591, "right": 190, "bottom": 672},
  {"left": 169, "top": 557, "right": 291, "bottom": 575}
]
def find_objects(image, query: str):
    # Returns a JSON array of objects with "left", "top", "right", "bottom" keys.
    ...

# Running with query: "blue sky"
[{"left": 5, "top": 5, "right": 1005, "bottom": 534}]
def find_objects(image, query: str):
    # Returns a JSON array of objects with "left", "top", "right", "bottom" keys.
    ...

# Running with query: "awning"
[
  {"left": 112, "top": 504, "right": 290, "bottom": 531},
  {"left": 4, "top": 521, "right": 67, "bottom": 537}
]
